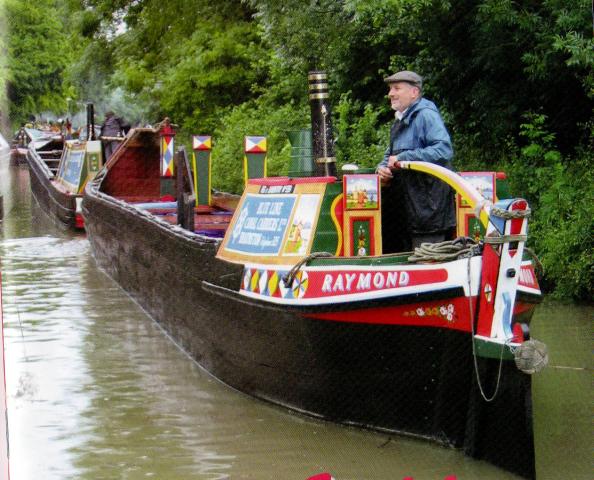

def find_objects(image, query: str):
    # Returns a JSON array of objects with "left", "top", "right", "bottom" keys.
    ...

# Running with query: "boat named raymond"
[{"left": 83, "top": 79, "right": 544, "bottom": 480}]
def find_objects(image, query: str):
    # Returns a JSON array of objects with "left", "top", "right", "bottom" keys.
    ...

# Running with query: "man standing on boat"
[
  {"left": 100, "top": 110, "right": 130, "bottom": 160},
  {"left": 376, "top": 70, "right": 456, "bottom": 251}
]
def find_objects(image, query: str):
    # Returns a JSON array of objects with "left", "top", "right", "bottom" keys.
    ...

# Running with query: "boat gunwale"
[{"left": 85, "top": 174, "right": 222, "bottom": 246}]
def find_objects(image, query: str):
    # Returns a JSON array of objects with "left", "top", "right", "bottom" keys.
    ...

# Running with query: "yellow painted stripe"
[
  {"left": 208, "top": 154, "right": 212, "bottom": 205},
  {"left": 192, "top": 152, "right": 199, "bottom": 202},
  {"left": 330, "top": 194, "right": 344, "bottom": 256}
]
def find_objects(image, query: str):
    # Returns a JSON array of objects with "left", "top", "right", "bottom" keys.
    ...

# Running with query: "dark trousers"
[
  {"left": 381, "top": 179, "right": 412, "bottom": 253},
  {"left": 103, "top": 141, "right": 119, "bottom": 161},
  {"left": 381, "top": 180, "right": 452, "bottom": 253}
]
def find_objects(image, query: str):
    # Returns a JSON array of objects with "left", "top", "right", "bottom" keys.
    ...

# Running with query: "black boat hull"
[
  {"left": 26, "top": 149, "right": 79, "bottom": 230},
  {"left": 83, "top": 187, "right": 535, "bottom": 479}
]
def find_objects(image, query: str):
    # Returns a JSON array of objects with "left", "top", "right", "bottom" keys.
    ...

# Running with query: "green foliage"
[
  {"left": 208, "top": 97, "right": 309, "bottom": 194},
  {"left": 502, "top": 114, "right": 593, "bottom": 300},
  {"left": 334, "top": 93, "right": 389, "bottom": 170},
  {"left": 3, "top": 0, "right": 592, "bottom": 299},
  {"left": 4, "top": 0, "right": 71, "bottom": 124},
  {"left": 157, "top": 21, "right": 269, "bottom": 133}
]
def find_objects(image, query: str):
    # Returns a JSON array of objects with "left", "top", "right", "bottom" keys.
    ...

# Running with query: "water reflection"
[
  {"left": 0, "top": 158, "right": 589, "bottom": 479},
  {"left": 532, "top": 302, "right": 591, "bottom": 480}
]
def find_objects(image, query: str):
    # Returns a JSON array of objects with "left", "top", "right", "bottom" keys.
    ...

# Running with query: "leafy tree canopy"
[{"left": 2, "top": 0, "right": 592, "bottom": 299}]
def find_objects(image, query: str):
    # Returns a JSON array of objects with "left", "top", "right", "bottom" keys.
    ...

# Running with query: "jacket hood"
[{"left": 402, "top": 98, "right": 439, "bottom": 124}]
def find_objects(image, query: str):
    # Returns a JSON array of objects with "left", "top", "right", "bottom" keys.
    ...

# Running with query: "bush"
[
  {"left": 334, "top": 93, "right": 389, "bottom": 170},
  {"left": 206, "top": 98, "right": 309, "bottom": 194},
  {"left": 502, "top": 114, "right": 593, "bottom": 300}
]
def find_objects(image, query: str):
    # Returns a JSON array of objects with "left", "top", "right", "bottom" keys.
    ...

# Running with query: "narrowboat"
[
  {"left": 83, "top": 75, "right": 544, "bottom": 479},
  {"left": 9, "top": 127, "right": 30, "bottom": 165},
  {"left": 25, "top": 112, "right": 103, "bottom": 230}
]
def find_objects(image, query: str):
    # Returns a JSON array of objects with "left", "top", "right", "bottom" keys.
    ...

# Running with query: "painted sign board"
[
  {"left": 456, "top": 171, "right": 497, "bottom": 238},
  {"left": 57, "top": 142, "right": 86, "bottom": 192},
  {"left": 343, "top": 174, "right": 379, "bottom": 210},
  {"left": 217, "top": 179, "right": 331, "bottom": 265},
  {"left": 56, "top": 140, "right": 103, "bottom": 194},
  {"left": 225, "top": 194, "right": 295, "bottom": 256}
]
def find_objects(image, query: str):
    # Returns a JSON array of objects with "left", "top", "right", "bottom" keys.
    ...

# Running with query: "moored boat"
[
  {"left": 25, "top": 111, "right": 103, "bottom": 230},
  {"left": 9, "top": 127, "right": 30, "bottom": 166},
  {"left": 83, "top": 78, "right": 544, "bottom": 479}
]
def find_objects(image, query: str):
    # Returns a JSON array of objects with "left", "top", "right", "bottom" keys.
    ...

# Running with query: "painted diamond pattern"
[
  {"left": 242, "top": 269, "right": 252, "bottom": 290},
  {"left": 161, "top": 136, "right": 175, "bottom": 176},
  {"left": 259, "top": 270, "right": 269, "bottom": 295},
  {"left": 250, "top": 270, "right": 260, "bottom": 293},
  {"left": 268, "top": 271, "right": 280, "bottom": 297}
]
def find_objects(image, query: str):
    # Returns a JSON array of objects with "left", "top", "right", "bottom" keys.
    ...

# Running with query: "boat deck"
[{"left": 126, "top": 198, "right": 233, "bottom": 238}]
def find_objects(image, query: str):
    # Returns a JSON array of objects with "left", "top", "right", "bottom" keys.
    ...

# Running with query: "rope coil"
[
  {"left": 483, "top": 234, "right": 528, "bottom": 244},
  {"left": 490, "top": 206, "right": 531, "bottom": 219},
  {"left": 408, "top": 237, "right": 481, "bottom": 263}
]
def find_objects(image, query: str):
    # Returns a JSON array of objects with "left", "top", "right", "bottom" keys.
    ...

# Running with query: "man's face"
[{"left": 388, "top": 82, "right": 419, "bottom": 112}]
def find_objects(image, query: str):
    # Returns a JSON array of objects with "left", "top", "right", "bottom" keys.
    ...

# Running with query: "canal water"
[{"left": 0, "top": 149, "right": 590, "bottom": 479}]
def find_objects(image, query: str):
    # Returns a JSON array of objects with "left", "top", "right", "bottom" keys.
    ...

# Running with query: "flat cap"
[{"left": 384, "top": 70, "right": 423, "bottom": 89}]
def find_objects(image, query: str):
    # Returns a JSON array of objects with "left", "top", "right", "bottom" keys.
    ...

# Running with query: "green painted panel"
[
  {"left": 246, "top": 153, "right": 266, "bottom": 179},
  {"left": 195, "top": 151, "right": 211, "bottom": 206},
  {"left": 310, "top": 182, "right": 342, "bottom": 254},
  {"left": 496, "top": 177, "right": 511, "bottom": 199},
  {"left": 307, "top": 254, "right": 410, "bottom": 267},
  {"left": 352, "top": 219, "right": 372, "bottom": 256},
  {"left": 473, "top": 338, "right": 515, "bottom": 360}
]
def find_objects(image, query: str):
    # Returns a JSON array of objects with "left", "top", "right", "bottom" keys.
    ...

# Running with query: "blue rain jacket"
[{"left": 378, "top": 98, "right": 456, "bottom": 234}]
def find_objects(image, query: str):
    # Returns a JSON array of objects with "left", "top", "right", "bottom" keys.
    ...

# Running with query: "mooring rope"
[
  {"left": 408, "top": 237, "right": 481, "bottom": 263},
  {"left": 489, "top": 205, "right": 531, "bottom": 219},
  {"left": 466, "top": 254, "right": 507, "bottom": 402},
  {"left": 283, "top": 251, "right": 334, "bottom": 287}
]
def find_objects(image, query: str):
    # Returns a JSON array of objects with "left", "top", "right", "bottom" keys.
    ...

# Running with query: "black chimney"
[
  {"left": 308, "top": 71, "right": 337, "bottom": 177},
  {"left": 86, "top": 102, "right": 95, "bottom": 141}
]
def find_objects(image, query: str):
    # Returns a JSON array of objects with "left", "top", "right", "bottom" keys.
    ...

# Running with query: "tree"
[{"left": 5, "top": 0, "right": 71, "bottom": 124}]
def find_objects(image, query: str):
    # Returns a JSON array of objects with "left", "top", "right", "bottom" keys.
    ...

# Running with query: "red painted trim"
[
  {"left": 518, "top": 264, "right": 540, "bottom": 290},
  {"left": 303, "top": 296, "right": 474, "bottom": 332},
  {"left": 303, "top": 268, "right": 449, "bottom": 298},
  {"left": 463, "top": 213, "right": 473, "bottom": 237},
  {"left": 476, "top": 243, "right": 500, "bottom": 337},
  {"left": 348, "top": 216, "right": 375, "bottom": 256},
  {"left": 513, "top": 301, "right": 536, "bottom": 315},
  {"left": 75, "top": 213, "right": 85, "bottom": 230},
  {"left": 510, "top": 200, "right": 527, "bottom": 235},
  {"left": 248, "top": 176, "right": 336, "bottom": 186}
]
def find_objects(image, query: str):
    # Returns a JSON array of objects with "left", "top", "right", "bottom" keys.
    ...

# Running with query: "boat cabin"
[
  {"left": 216, "top": 170, "right": 511, "bottom": 264},
  {"left": 96, "top": 124, "right": 511, "bottom": 263}
]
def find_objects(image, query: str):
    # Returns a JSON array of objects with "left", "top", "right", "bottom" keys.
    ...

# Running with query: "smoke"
[
  {"left": 26, "top": 86, "right": 155, "bottom": 131},
  {"left": 90, "top": 87, "right": 156, "bottom": 128}
]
